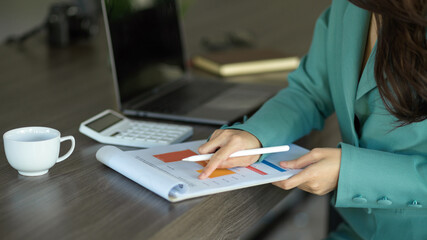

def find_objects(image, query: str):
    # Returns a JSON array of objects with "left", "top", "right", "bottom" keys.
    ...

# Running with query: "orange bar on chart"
[
  {"left": 196, "top": 169, "right": 235, "bottom": 178},
  {"left": 195, "top": 160, "right": 235, "bottom": 178},
  {"left": 196, "top": 161, "right": 208, "bottom": 167},
  {"left": 154, "top": 149, "right": 197, "bottom": 163}
]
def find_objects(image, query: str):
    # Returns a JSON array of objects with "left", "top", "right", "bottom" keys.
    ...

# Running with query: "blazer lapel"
[
  {"left": 339, "top": 4, "right": 370, "bottom": 145},
  {"left": 356, "top": 44, "right": 378, "bottom": 100}
]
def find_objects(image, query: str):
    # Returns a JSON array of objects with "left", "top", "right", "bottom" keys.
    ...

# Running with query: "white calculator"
[{"left": 79, "top": 109, "right": 193, "bottom": 148}]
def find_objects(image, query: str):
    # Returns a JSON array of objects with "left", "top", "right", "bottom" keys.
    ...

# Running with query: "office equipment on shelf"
[
  {"left": 192, "top": 48, "right": 300, "bottom": 77},
  {"left": 182, "top": 145, "right": 290, "bottom": 161},
  {"left": 101, "top": 0, "right": 277, "bottom": 125},
  {"left": 96, "top": 140, "right": 307, "bottom": 202},
  {"left": 79, "top": 109, "right": 193, "bottom": 148}
]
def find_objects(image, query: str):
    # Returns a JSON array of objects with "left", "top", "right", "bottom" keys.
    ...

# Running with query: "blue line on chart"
[{"left": 261, "top": 160, "right": 286, "bottom": 172}]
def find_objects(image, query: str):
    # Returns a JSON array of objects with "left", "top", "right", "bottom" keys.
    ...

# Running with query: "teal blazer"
[{"left": 230, "top": 1, "right": 427, "bottom": 239}]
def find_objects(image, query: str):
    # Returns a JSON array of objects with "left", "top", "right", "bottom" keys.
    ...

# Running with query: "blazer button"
[
  {"left": 352, "top": 195, "right": 367, "bottom": 204},
  {"left": 408, "top": 200, "right": 422, "bottom": 208},
  {"left": 377, "top": 197, "right": 392, "bottom": 206}
]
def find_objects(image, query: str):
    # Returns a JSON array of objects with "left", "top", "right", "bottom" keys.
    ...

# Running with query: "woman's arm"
[
  {"left": 230, "top": 6, "right": 335, "bottom": 148},
  {"left": 335, "top": 143, "right": 427, "bottom": 209},
  {"left": 198, "top": 7, "right": 336, "bottom": 178},
  {"left": 273, "top": 143, "right": 427, "bottom": 210}
]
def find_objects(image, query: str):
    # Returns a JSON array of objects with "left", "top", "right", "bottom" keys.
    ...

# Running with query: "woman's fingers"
[
  {"left": 209, "top": 129, "right": 223, "bottom": 140},
  {"left": 198, "top": 143, "right": 243, "bottom": 179},
  {"left": 197, "top": 129, "right": 262, "bottom": 179},
  {"left": 217, "top": 155, "right": 260, "bottom": 168},
  {"left": 272, "top": 168, "right": 311, "bottom": 190},
  {"left": 273, "top": 148, "right": 342, "bottom": 195},
  {"left": 198, "top": 130, "right": 227, "bottom": 154},
  {"left": 280, "top": 148, "right": 324, "bottom": 169}
]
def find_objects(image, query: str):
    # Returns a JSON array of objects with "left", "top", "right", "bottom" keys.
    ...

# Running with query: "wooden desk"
[
  {"left": 0, "top": 25, "right": 291, "bottom": 240},
  {"left": 0, "top": 0, "right": 340, "bottom": 238}
]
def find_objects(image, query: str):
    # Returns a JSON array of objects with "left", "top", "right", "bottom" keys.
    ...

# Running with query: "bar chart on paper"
[
  {"left": 145, "top": 140, "right": 302, "bottom": 184},
  {"left": 146, "top": 143, "right": 302, "bottom": 189},
  {"left": 98, "top": 140, "right": 306, "bottom": 201},
  {"left": 154, "top": 149, "right": 236, "bottom": 178},
  {"left": 153, "top": 148, "right": 291, "bottom": 181}
]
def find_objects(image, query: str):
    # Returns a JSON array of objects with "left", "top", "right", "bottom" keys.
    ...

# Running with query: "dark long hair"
[{"left": 349, "top": 0, "right": 427, "bottom": 126}]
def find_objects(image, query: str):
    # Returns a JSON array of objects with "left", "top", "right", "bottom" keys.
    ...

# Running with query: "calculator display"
[{"left": 86, "top": 113, "right": 123, "bottom": 132}]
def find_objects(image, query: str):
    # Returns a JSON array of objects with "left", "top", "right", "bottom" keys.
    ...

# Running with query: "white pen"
[{"left": 182, "top": 145, "right": 290, "bottom": 162}]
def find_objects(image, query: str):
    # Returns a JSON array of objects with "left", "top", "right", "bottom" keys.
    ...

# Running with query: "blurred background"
[
  {"left": 1, "top": 0, "right": 330, "bottom": 59},
  {"left": 0, "top": 1, "right": 335, "bottom": 239}
]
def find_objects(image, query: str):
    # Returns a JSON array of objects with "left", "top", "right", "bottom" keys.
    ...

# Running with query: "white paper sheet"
[{"left": 96, "top": 140, "right": 307, "bottom": 202}]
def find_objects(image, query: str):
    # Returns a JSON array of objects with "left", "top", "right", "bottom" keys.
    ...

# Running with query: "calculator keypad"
[{"left": 112, "top": 121, "right": 192, "bottom": 145}]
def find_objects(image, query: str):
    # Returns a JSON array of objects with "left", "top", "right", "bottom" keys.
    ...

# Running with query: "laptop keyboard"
[{"left": 141, "top": 81, "right": 232, "bottom": 114}]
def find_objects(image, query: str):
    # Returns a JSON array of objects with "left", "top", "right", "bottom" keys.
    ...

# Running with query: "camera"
[{"left": 47, "top": 0, "right": 99, "bottom": 47}]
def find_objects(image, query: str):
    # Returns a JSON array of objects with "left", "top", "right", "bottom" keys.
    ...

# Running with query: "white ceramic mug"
[{"left": 3, "top": 126, "right": 75, "bottom": 176}]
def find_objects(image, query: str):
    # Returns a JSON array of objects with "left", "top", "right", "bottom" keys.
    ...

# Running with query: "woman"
[{"left": 197, "top": 0, "right": 427, "bottom": 239}]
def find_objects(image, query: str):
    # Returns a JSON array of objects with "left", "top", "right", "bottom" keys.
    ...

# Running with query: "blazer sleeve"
[
  {"left": 228, "top": 7, "right": 335, "bottom": 148},
  {"left": 334, "top": 143, "right": 427, "bottom": 209}
]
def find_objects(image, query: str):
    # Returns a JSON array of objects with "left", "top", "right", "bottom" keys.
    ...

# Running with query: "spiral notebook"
[{"left": 96, "top": 140, "right": 307, "bottom": 202}]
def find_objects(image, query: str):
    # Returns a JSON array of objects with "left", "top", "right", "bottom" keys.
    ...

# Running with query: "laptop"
[{"left": 101, "top": 0, "right": 277, "bottom": 125}]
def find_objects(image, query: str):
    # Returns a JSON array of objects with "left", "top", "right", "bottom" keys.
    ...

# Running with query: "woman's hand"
[
  {"left": 198, "top": 129, "right": 261, "bottom": 180},
  {"left": 273, "top": 148, "right": 341, "bottom": 195}
]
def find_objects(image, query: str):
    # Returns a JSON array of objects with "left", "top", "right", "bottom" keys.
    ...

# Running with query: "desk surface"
[
  {"left": 0, "top": 26, "right": 292, "bottom": 240},
  {"left": 0, "top": 1, "right": 339, "bottom": 238}
]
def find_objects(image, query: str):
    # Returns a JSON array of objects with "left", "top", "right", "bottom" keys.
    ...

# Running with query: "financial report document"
[{"left": 96, "top": 140, "right": 307, "bottom": 202}]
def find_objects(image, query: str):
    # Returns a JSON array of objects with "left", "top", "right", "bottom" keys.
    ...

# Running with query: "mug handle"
[{"left": 57, "top": 136, "right": 75, "bottom": 163}]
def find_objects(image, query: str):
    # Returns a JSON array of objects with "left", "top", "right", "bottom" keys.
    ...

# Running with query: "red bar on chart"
[
  {"left": 246, "top": 166, "right": 267, "bottom": 175},
  {"left": 154, "top": 149, "right": 197, "bottom": 163}
]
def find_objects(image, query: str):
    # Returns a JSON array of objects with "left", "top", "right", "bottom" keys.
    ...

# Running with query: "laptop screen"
[{"left": 103, "top": 0, "right": 185, "bottom": 104}]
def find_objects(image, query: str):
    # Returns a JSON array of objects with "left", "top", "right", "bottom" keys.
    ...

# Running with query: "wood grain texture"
[
  {"left": 0, "top": 33, "right": 221, "bottom": 239},
  {"left": 0, "top": 18, "right": 289, "bottom": 240},
  {"left": 150, "top": 186, "right": 287, "bottom": 240},
  {"left": 0, "top": 1, "right": 336, "bottom": 239}
]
